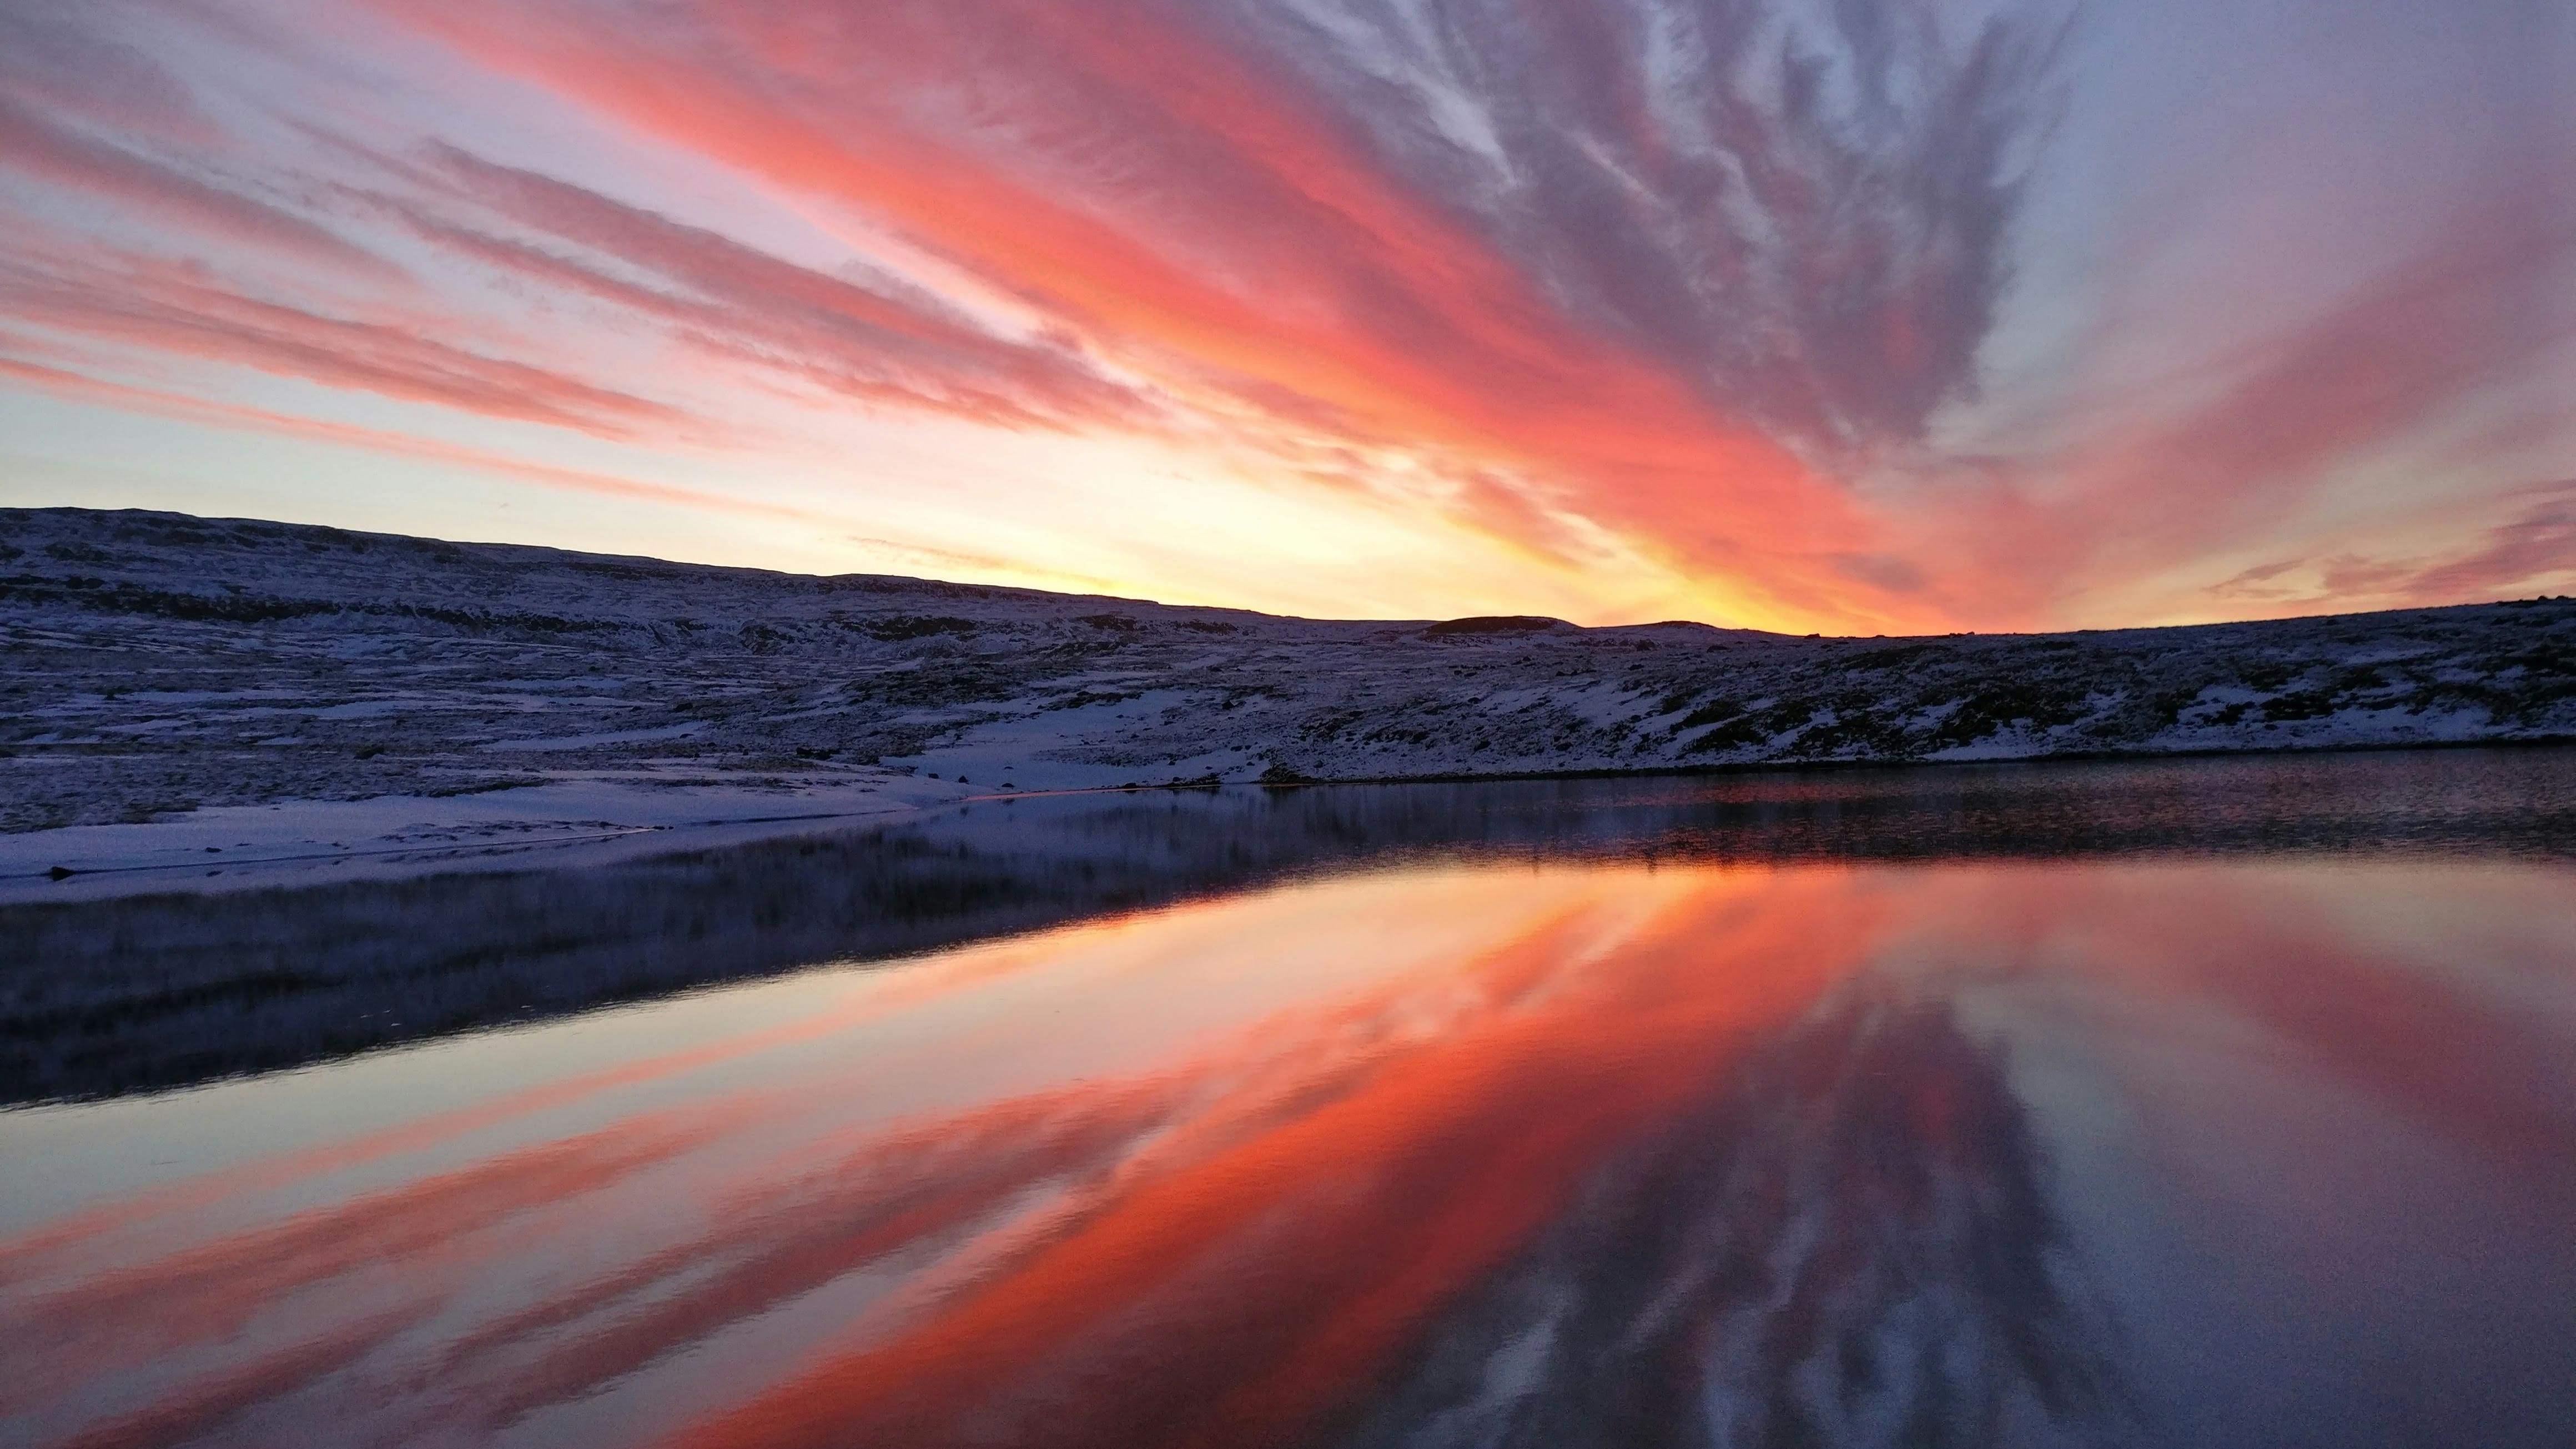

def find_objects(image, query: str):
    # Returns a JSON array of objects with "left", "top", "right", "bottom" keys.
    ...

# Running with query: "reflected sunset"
[{"left": 6, "top": 855, "right": 2569, "bottom": 1448}]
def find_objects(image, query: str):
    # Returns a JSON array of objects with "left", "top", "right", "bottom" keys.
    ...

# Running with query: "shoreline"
[
  {"left": 1235, "top": 729, "right": 2576, "bottom": 789},
  {"left": 9, "top": 736, "right": 2571, "bottom": 905}
]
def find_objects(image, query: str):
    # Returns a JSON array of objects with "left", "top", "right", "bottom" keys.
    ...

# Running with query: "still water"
[{"left": 3, "top": 755, "right": 2573, "bottom": 1447}]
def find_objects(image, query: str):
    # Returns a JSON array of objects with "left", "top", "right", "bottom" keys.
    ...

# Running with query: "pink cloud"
[
  {"left": 0, "top": 249, "right": 687, "bottom": 438},
  {"left": 374, "top": 148, "right": 1158, "bottom": 431},
  {"left": 0, "top": 94, "right": 388, "bottom": 279},
  {"left": 0, "top": 350, "right": 806, "bottom": 521}
]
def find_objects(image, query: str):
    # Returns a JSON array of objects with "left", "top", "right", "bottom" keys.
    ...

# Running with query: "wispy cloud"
[
  {"left": 2208, "top": 480, "right": 2576, "bottom": 611},
  {"left": 0, "top": 0, "right": 2562, "bottom": 626},
  {"left": 0, "top": 350, "right": 806, "bottom": 521},
  {"left": 0, "top": 247, "right": 687, "bottom": 437},
  {"left": 0, "top": 94, "right": 387, "bottom": 278}
]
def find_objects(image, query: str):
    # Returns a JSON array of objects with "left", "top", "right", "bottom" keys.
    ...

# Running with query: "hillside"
[{"left": 4, "top": 507, "right": 2571, "bottom": 848}]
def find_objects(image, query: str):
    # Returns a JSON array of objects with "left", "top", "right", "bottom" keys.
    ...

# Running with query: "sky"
[{"left": 0, "top": 0, "right": 2568, "bottom": 633}]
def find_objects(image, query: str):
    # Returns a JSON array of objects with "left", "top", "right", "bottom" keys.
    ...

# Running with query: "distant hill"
[{"left": 3, "top": 506, "right": 2570, "bottom": 832}]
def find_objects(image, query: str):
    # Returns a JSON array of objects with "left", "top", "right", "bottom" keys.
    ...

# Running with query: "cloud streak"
[
  {"left": 366, "top": 0, "right": 1927, "bottom": 623},
  {"left": 0, "top": 253, "right": 688, "bottom": 437},
  {"left": 381, "top": 147, "right": 1159, "bottom": 431},
  {"left": 0, "top": 350, "right": 811, "bottom": 521},
  {"left": 0, "top": 0, "right": 2563, "bottom": 626},
  {"left": 0, "top": 94, "right": 386, "bottom": 278}
]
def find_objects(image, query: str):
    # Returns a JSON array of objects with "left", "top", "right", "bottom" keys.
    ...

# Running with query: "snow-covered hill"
[{"left": 4, "top": 506, "right": 2572, "bottom": 845}]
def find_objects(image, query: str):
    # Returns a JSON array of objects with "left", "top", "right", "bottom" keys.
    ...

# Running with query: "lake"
[{"left": 2, "top": 749, "right": 2572, "bottom": 1448}]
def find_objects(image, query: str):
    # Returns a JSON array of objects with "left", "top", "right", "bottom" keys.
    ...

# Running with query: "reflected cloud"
[
  {"left": 5, "top": 850, "right": 2569, "bottom": 1447},
  {"left": 1339, "top": 996, "right": 2132, "bottom": 1449}
]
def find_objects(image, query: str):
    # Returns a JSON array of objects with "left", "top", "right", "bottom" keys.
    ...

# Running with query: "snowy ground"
[
  {"left": 0, "top": 772, "right": 965, "bottom": 903},
  {"left": 3, "top": 506, "right": 2572, "bottom": 894}
]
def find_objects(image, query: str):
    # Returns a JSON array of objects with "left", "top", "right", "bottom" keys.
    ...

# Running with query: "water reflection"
[
  {"left": 1342, "top": 996, "right": 2131, "bottom": 1449},
  {"left": 3, "top": 855, "right": 2570, "bottom": 1447},
  {"left": 9, "top": 746, "right": 2574, "bottom": 1103}
]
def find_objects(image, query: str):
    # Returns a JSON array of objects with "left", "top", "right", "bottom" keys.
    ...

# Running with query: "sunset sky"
[{"left": 0, "top": 0, "right": 2567, "bottom": 633}]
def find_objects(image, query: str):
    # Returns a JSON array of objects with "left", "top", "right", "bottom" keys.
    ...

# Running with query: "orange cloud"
[
  {"left": 3, "top": 0, "right": 2557, "bottom": 629},
  {"left": 364, "top": 0, "right": 1914, "bottom": 630},
  {"left": 0, "top": 249, "right": 686, "bottom": 440},
  {"left": 373, "top": 146, "right": 1160, "bottom": 432},
  {"left": 0, "top": 352, "right": 806, "bottom": 522}
]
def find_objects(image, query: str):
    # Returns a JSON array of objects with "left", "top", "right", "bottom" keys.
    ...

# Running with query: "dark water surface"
[{"left": 2, "top": 749, "right": 2572, "bottom": 1447}]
